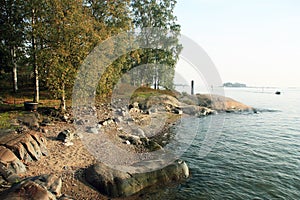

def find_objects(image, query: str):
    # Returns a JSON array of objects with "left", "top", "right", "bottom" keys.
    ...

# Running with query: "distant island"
[{"left": 223, "top": 82, "right": 247, "bottom": 88}]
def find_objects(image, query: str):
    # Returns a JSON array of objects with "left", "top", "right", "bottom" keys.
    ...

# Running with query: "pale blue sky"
[{"left": 174, "top": 0, "right": 300, "bottom": 87}]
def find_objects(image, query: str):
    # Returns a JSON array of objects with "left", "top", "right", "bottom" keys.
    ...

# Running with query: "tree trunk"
[
  {"left": 33, "top": 62, "right": 39, "bottom": 103},
  {"left": 12, "top": 63, "right": 18, "bottom": 93},
  {"left": 32, "top": 8, "right": 39, "bottom": 103},
  {"left": 11, "top": 48, "right": 18, "bottom": 93}
]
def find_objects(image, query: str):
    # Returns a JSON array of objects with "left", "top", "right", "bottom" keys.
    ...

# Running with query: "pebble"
[{"left": 64, "top": 142, "right": 74, "bottom": 146}]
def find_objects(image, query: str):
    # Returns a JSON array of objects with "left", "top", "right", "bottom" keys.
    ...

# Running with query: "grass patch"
[
  {"left": 0, "top": 112, "right": 11, "bottom": 129},
  {"left": 0, "top": 111, "right": 22, "bottom": 129}
]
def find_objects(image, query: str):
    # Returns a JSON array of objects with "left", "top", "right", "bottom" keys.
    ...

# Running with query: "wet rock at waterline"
[{"left": 85, "top": 159, "right": 189, "bottom": 197}]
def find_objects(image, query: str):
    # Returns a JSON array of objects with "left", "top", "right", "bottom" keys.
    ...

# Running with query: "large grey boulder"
[{"left": 85, "top": 159, "right": 189, "bottom": 197}]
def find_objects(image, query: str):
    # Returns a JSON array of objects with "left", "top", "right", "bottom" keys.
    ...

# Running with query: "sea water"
[{"left": 144, "top": 87, "right": 300, "bottom": 199}]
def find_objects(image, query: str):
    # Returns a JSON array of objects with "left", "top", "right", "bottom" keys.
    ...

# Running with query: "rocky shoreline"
[{"left": 0, "top": 91, "right": 254, "bottom": 199}]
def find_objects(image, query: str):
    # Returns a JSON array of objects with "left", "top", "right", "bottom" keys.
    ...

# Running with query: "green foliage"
[
  {"left": 130, "top": 0, "right": 182, "bottom": 90},
  {"left": 0, "top": 0, "right": 27, "bottom": 92},
  {"left": 0, "top": 0, "right": 182, "bottom": 105},
  {"left": 38, "top": 0, "right": 100, "bottom": 102}
]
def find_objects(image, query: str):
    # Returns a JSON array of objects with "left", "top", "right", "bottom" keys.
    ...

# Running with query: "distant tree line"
[{"left": 0, "top": 0, "right": 181, "bottom": 110}]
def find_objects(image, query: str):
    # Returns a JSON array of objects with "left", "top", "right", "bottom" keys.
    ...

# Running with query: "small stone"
[
  {"left": 75, "top": 119, "right": 84, "bottom": 125},
  {"left": 173, "top": 108, "right": 183, "bottom": 114},
  {"left": 133, "top": 102, "right": 139, "bottom": 108},
  {"left": 57, "top": 129, "right": 73, "bottom": 142},
  {"left": 114, "top": 117, "right": 122, "bottom": 123},
  {"left": 96, "top": 124, "right": 102, "bottom": 129},
  {"left": 87, "top": 127, "right": 98, "bottom": 134},
  {"left": 64, "top": 141, "right": 74, "bottom": 146},
  {"left": 148, "top": 107, "right": 158, "bottom": 115},
  {"left": 121, "top": 111, "right": 127, "bottom": 117},
  {"left": 61, "top": 115, "right": 69, "bottom": 122},
  {"left": 126, "top": 117, "right": 134, "bottom": 122},
  {"left": 42, "top": 128, "right": 49, "bottom": 134},
  {"left": 74, "top": 132, "right": 83, "bottom": 139}
]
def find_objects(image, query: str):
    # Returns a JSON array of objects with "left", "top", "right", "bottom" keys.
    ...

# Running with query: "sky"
[{"left": 174, "top": 0, "right": 300, "bottom": 88}]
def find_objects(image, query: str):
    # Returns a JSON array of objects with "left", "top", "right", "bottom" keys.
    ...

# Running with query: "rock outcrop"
[
  {"left": 85, "top": 159, "right": 189, "bottom": 198},
  {"left": 0, "top": 132, "right": 47, "bottom": 163},
  {"left": 180, "top": 105, "right": 215, "bottom": 116},
  {"left": 0, "top": 132, "right": 48, "bottom": 185},
  {"left": 132, "top": 94, "right": 181, "bottom": 113},
  {"left": 0, "top": 146, "right": 25, "bottom": 183},
  {"left": 130, "top": 92, "right": 253, "bottom": 118},
  {"left": 196, "top": 94, "right": 253, "bottom": 112}
]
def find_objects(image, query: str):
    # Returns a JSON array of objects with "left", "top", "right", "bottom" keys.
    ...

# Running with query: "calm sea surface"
[{"left": 145, "top": 87, "right": 300, "bottom": 199}]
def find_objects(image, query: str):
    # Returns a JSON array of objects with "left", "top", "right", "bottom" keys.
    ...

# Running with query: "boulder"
[
  {"left": 30, "top": 132, "right": 48, "bottom": 156},
  {"left": 0, "top": 146, "right": 26, "bottom": 175},
  {"left": 85, "top": 159, "right": 189, "bottom": 197},
  {"left": 0, "top": 180, "right": 56, "bottom": 200},
  {"left": 0, "top": 163, "right": 21, "bottom": 183},
  {"left": 0, "top": 132, "right": 48, "bottom": 163},
  {"left": 31, "top": 174, "right": 62, "bottom": 197},
  {"left": 0, "top": 133, "right": 48, "bottom": 184},
  {"left": 196, "top": 94, "right": 253, "bottom": 112},
  {"left": 0, "top": 174, "right": 62, "bottom": 200},
  {"left": 3, "top": 134, "right": 32, "bottom": 162},
  {"left": 22, "top": 137, "right": 42, "bottom": 161}
]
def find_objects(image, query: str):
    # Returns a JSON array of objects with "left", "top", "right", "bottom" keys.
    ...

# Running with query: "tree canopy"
[{"left": 0, "top": 0, "right": 182, "bottom": 109}]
